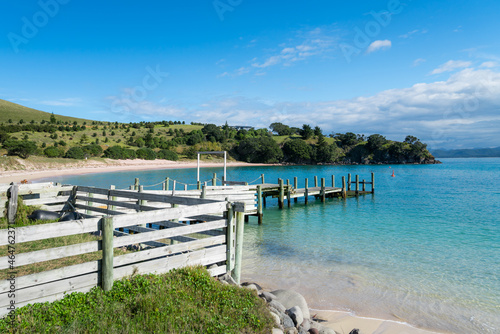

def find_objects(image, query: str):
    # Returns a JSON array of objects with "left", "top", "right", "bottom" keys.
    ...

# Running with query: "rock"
[
  {"left": 241, "top": 281, "right": 263, "bottom": 290},
  {"left": 298, "top": 328, "right": 309, "bottom": 334},
  {"left": 349, "top": 330, "right": 359, "bottom": 334},
  {"left": 282, "top": 313, "right": 295, "bottom": 329},
  {"left": 243, "top": 283, "right": 260, "bottom": 293},
  {"left": 269, "top": 300, "right": 286, "bottom": 313},
  {"left": 218, "top": 273, "right": 238, "bottom": 286},
  {"left": 285, "top": 328, "right": 298, "bottom": 334},
  {"left": 260, "top": 291, "right": 277, "bottom": 302},
  {"left": 286, "top": 306, "right": 304, "bottom": 328},
  {"left": 271, "top": 289, "right": 311, "bottom": 320},
  {"left": 308, "top": 329, "right": 319, "bottom": 334},
  {"left": 270, "top": 311, "right": 281, "bottom": 327},
  {"left": 300, "top": 319, "right": 311, "bottom": 331},
  {"left": 273, "top": 328, "right": 284, "bottom": 334},
  {"left": 310, "top": 322, "right": 337, "bottom": 334}
]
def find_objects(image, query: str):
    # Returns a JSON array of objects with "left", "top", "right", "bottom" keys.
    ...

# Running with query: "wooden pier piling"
[
  {"left": 257, "top": 185, "right": 263, "bottom": 224},
  {"left": 314, "top": 176, "right": 318, "bottom": 187},
  {"left": 321, "top": 178, "right": 326, "bottom": 202},
  {"left": 278, "top": 178, "right": 284, "bottom": 209},
  {"left": 355, "top": 175, "right": 359, "bottom": 196},
  {"left": 342, "top": 176, "right": 346, "bottom": 199},
  {"left": 371, "top": 172, "right": 375, "bottom": 193},
  {"left": 294, "top": 177, "right": 298, "bottom": 203},
  {"left": 134, "top": 178, "right": 139, "bottom": 191},
  {"left": 348, "top": 174, "right": 351, "bottom": 191},
  {"left": 286, "top": 179, "right": 291, "bottom": 208},
  {"left": 305, "top": 178, "right": 309, "bottom": 205}
]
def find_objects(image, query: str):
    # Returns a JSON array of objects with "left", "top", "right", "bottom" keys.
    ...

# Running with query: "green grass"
[
  {"left": 0, "top": 99, "right": 88, "bottom": 124},
  {"left": 0, "top": 266, "right": 274, "bottom": 334}
]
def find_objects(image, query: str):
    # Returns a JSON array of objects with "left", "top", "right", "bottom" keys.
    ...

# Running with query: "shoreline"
[{"left": 0, "top": 158, "right": 270, "bottom": 184}]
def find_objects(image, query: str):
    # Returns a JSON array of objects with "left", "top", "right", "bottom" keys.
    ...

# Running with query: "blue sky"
[{"left": 1, "top": 0, "right": 500, "bottom": 149}]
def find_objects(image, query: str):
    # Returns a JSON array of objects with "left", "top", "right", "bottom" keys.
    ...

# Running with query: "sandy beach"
[{"left": 0, "top": 158, "right": 269, "bottom": 184}]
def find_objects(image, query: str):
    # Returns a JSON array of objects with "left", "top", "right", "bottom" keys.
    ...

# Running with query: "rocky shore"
[{"left": 218, "top": 273, "right": 357, "bottom": 334}]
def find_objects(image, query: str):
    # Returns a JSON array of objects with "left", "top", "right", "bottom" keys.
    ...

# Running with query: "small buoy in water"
[{"left": 391, "top": 170, "right": 395, "bottom": 177}]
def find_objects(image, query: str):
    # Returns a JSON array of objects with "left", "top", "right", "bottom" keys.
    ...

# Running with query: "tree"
[
  {"left": 367, "top": 134, "right": 387, "bottom": 152},
  {"left": 299, "top": 124, "right": 313, "bottom": 140},
  {"left": 235, "top": 136, "right": 283, "bottom": 163},
  {"left": 3, "top": 140, "right": 37, "bottom": 159},
  {"left": 44, "top": 146, "right": 65, "bottom": 158},
  {"left": 157, "top": 149, "right": 179, "bottom": 161},
  {"left": 50, "top": 113, "right": 56, "bottom": 124},
  {"left": 269, "top": 122, "right": 293, "bottom": 136},
  {"left": 282, "top": 139, "right": 312, "bottom": 163},
  {"left": 82, "top": 144, "right": 103, "bottom": 157},
  {"left": 313, "top": 126, "right": 322, "bottom": 137},
  {"left": 202, "top": 124, "right": 224, "bottom": 143}
]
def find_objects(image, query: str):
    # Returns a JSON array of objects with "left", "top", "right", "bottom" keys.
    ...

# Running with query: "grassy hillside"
[{"left": 0, "top": 99, "right": 89, "bottom": 124}]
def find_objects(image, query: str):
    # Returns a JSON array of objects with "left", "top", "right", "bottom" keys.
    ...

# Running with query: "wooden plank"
[
  {"left": 114, "top": 235, "right": 226, "bottom": 267},
  {"left": 107, "top": 188, "right": 221, "bottom": 205},
  {"left": 77, "top": 195, "right": 159, "bottom": 211},
  {"left": 112, "top": 202, "right": 227, "bottom": 229},
  {"left": 22, "top": 196, "right": 69, "bottom": 206},
  {"left": 0, "top": 271, "right": 98, "bottom": 305},
  {"left": 7, "top": 184, "right": 18, "bottom": 223},
  {"left": 0, "top": 217, "right": 101, "bottom": 246},
  {"left": 0, "top": 240, "right": 99, "bottom": 270},
  {"left": 114, "top": 246, "right": 226, "bottom": 280},
  {"left": 208, "top": 265, "right": 226, "bottom": 277},
  {"left": 114, "top": 219, "right": 227, "bottom": 248},
  {"left": 74, "top": 203, "right": 125, "bottom": 216},
  {"left": 0, "top": 261, "right": 99, "bottom": 293}
]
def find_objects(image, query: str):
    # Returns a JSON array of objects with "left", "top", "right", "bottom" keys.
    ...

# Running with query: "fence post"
[
  {"left": 232, "top": 209, "right": 245, "bottom": 284},
  {"left": 342, "top": 176, "right": 347, "bottom": 199},
  {"left": 226, "top": 203, "right": 235, "bottom": 272},
  {"left": 278, "top": 178, "right": 284, "bottom": 209},
  {"left": 321, "top": 178, "right": 326, "bottom": 202},
  {"left": 371, "top": 172, "right": 375, "bottom": 193},
  {"left": 347, "top": 174, "right": 351, "bottom": 191},
  {"left": 212, "top": 173, "right": 217, "bottom": 186},
  {"left": 163, "top": 177, "right": 169, "bottom": 191},
  {"left": 86, "top": 192, "right": 94, "bottom": 215},
  {"left": 294, "top": 177, "right": 298, "bottom": 203},
  {"left": 7, "top": 184, "right": 19, "bottom": 224},
  {"left": 197, "top": 181, "right": 201, "bottom": 190},
  {"left": 107, "top": 185, "right": 116, "bottom": 214},
  {"left": 286, "top": 179, "right": 291, "bottom": 208},
  {"left": 362, "top": 179, "right": 366, "bottom": 192},
  {"left": 332, "top": 175, "right": 335, "bottom": 188},
  {"left": 257, "top": 185, "right": 263, "bottom": 224},
  {"left": 355, "top": 175, "right": 359, "bottom": 197},
  {"left": 201, "top": 184, "right": 206, "bottom": 199},
  {"left": 305, "top": 178, "right": 309, "bottom": 205},
  {"left": 261, "top": 174, "right": 265, "bottom": 184},
  {"left": 134, "top": 178, "right": 139, "bottom": 191},
  {"left": 314, "top": 176, "right": 318, "bottom": 188},
  {"left": 102, "top": 216, "right": 114, "bottom": 291}
]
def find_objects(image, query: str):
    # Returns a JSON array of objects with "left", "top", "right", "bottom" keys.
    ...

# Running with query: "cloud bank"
[{"left": 108, "top": 68, "right": 500, "bottom": 149}]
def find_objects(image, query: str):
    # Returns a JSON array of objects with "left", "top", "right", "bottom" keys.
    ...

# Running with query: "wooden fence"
[{"left": 0, "top": 183, "right": 245, "bottom": 317}]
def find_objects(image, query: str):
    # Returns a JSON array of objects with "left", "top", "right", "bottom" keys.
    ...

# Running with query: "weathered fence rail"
[{"left": 0, "top": 183, "right": 245, "bottom": 317}]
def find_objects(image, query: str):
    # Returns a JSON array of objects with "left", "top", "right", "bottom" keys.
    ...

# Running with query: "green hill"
[{"left": 0, "top": 99, "right": 89, "bottom": 124}]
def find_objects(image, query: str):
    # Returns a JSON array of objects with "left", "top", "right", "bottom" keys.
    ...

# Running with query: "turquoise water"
[{"left": 44, "top": 158, "right": 500, "bottom": 334}]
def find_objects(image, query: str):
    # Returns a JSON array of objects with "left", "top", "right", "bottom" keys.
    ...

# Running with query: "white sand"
[{"left": 0, "top": 158, "right": 268, "bottom": 184}]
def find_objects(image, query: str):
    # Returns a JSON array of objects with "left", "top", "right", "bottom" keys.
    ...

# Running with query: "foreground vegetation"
[
  {"left": 0, "top": 266, "right": 274, "bottom": 334},
  {"left": 0, "top": 98, "right": 436, "bottom": 165}
]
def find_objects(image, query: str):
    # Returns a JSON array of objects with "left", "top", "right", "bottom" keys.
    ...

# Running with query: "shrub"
[
  {"left": 157, "top": 149, "right": 179, "bottom": 161},
  {"left": 65, "top": 147, "right": 85, "bottom": 159},
  {"left": 3, "top": 140, "right": 37, "bottom": 159},
  {"left": 136, "top": 147, "right": 156, "bottom": 160},
  {"left": 44, "top": 146, "right": 65, "bottom": 158}
]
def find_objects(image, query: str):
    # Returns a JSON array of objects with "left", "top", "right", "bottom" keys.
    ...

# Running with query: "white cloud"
[
  {"left": 412, "top": 58, "right": 426, "bottom": 67},
  {"left": 431, "top": 60, "right": 472, "bottom": 74},
  {"left": 39, "top": 98, "right": 81, "bottom": 107},
  {"left": 480, "top": 61, "right": 498, "bottom": 68},
  {"left": 190, "top": 69, "right": 500, "bottom": 149},
  {"left": 366, "top": 40, "right": 391, "bottom": 54},
  {"left": 400, "top": 29, "right": 428, "bottom": 39}
]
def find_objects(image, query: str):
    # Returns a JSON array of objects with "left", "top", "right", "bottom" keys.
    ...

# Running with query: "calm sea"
[{"left": 43, "top": 158, "right": 500, "bottom": 334}]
